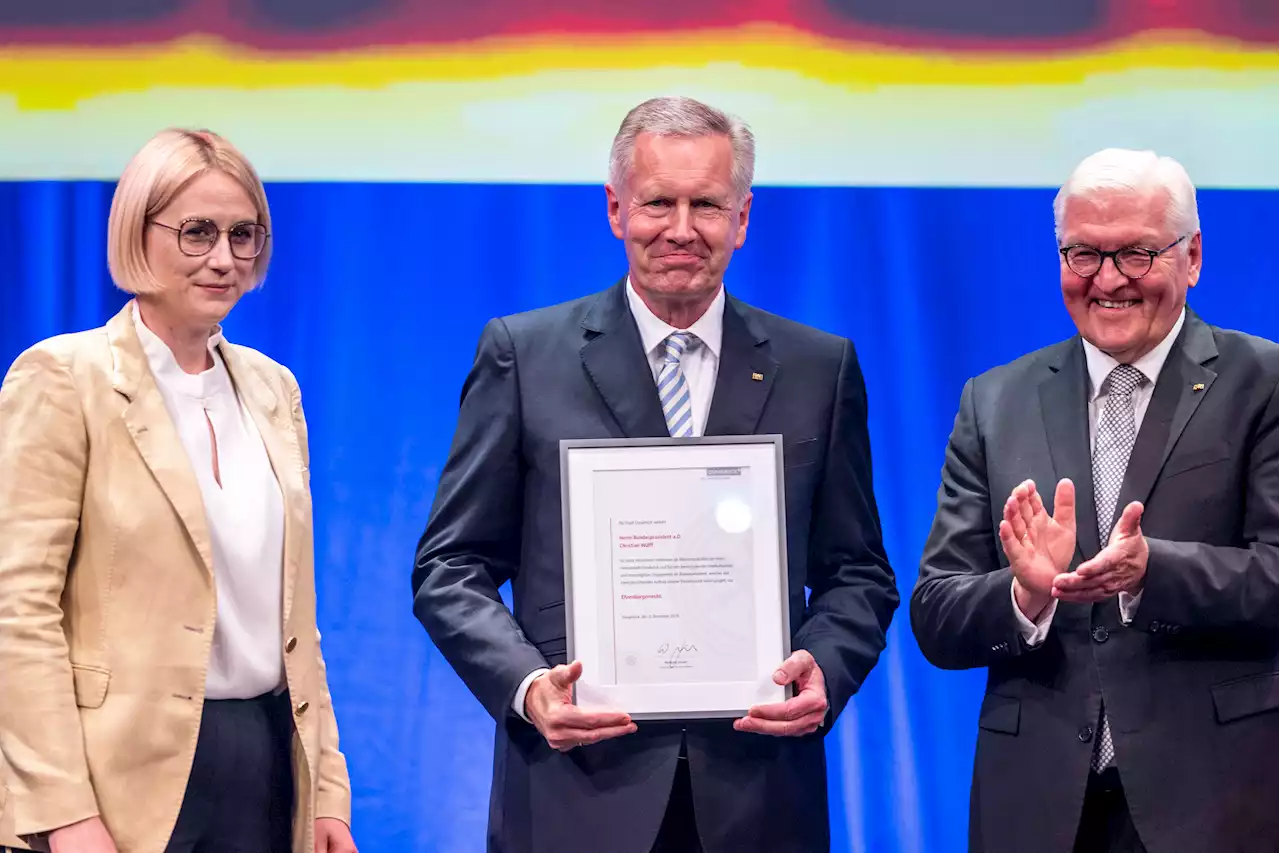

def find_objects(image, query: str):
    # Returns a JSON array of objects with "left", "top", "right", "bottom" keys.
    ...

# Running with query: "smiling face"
[
  {"left": 606, "top": 132, "right": 750, "bottom": 318},
  {"left": 1059, "top": 188, "right": 1202, "bottom": 363},
  {"left": 142, "top": 169, "right": 260, "bottom": 331}
]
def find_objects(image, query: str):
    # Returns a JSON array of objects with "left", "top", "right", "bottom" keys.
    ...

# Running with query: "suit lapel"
[
  {"left": 1039, "top": 340, "right": 1101, "bottom": 559},
  {"left": 704, "top": 297, "right": 777, "bottom": 436},
  {"left": 1111, "top": 312, "right": 1218, "bottom": 528},
  {"left": 220, "top": 344, "right": 304, "bottom": 624},
  {"left": 580, "top": 279, "right": 671, "bottom": 438},
  {"left": 109, "top": 302, "right": 216, "bottom": 578}
]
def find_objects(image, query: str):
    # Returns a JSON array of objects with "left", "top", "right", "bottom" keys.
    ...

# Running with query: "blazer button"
[
  {"left": 285, "top": 636, "right": 298, "bottom": 653},
  {"left": 1091, "top": 626, "right": 1109, "bottom": 644},
  {"left": 1078, "top": 725, "right": 1094, "bottom": 743},
  {"left": 1148, "top": 620, "right": 1162, "bottom": 633},
  {"left": 295, "top": 700, "right": 310, "bottom": 716}
]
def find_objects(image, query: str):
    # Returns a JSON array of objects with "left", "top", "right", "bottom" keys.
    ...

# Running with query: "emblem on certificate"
[{"left": 559, "top": 436, "right": 792, "bottom": 720}]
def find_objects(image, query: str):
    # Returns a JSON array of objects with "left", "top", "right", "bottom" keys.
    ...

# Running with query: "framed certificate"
[{"left": 559, "top": 435, "right": 791, "bottom": 720}]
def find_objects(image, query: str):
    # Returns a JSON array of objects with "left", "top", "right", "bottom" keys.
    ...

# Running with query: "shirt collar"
[
  {"left": 1081, "top": 307, "right": 1186, "bottom": 399},
  {"left": 624, "top": 276, "right": 726, "bottom": 359},
  {"left": 131, "top": 300, "right": 227, "bottom": 381}
]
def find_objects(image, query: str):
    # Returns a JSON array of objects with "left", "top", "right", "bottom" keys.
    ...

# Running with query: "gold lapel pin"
[
  {"left": 1192, "top": 383, "right": 1205, "bottom": 392},
  {"left": 751, "top": 372, "right": 764, "bottom": 381}
]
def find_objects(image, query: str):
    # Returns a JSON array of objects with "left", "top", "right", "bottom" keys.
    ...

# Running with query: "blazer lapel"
[
  {"left": 220, "top": 344, "right": 304, "bottom": 624},
  {"left": 109, "top": 302, "right": 216, "bottom": 578},
  {"left": 704, "top": 296, "right": 777, "bottom": 436},
  {"left": 1039, "top": 339, "right": 1102, "bottom": 559},
  {"left": 1111, "top": 312, "right": 1218, "bottom": 529},
  {"left": 580, "top": 279, "right": 670, "bottom": 438}
]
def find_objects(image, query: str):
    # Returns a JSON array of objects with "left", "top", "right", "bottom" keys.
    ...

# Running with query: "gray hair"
[
  {"left": 608, "top": 96, "right": 755, "bottom": 201},
  {"left": 1053, "top": 148, "right": 1199, "bottom": 244}
]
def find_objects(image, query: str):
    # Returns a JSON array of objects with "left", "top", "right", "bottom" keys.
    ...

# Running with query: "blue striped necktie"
[{"left": 658, "top": 332, "right": 696, "bottom": 438}]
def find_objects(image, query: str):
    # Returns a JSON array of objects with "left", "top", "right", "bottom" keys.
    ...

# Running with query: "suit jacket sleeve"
[
  {"left": 411, "top": 318, "right": 549, "bottom": 723},
  {"left": 0, "top": 345, "right": 101, "bottom": 832},
  {"left": 284, "top": 369, "right": 353, "bottom": 825},
  {"left": 1137, "top": 377, "right": 1278, "bottom": 630},
  {"left": 792, "top": 339, "right": 899, "bottom": 724},
  {"left": 312, "top": 629, "right": 353, "bottom": 823},
  {"left": 910, "top": 377, "right": 1031, "bottom": 670}
]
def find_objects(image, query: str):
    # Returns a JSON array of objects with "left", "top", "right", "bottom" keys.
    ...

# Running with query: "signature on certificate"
[{"left": 657, "top": 642, "right": 699, "bottom": 667}]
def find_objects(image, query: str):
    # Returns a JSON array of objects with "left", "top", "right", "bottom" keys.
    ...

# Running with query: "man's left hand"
[
  {"left": 734, "top": 650, "right": 828, "bottom": 737},
  {"left": 315, "top": 817, "right": 358, "bottom": 853},
  {"left": 1052, "top": 501, "right": 1148, "bottom": 603}
]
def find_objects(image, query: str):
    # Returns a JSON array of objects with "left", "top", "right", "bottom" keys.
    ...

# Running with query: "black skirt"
[{"left": 163, "top": 691, "right": 295, "bottom": 853}]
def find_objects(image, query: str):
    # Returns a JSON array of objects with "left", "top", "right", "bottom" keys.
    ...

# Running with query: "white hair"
[
  {"left": 1053, "top": 148, "right": 1199, "bottom": 244},
  {"left": 608, "top": 96, "right": 755, "bottom": 201}
]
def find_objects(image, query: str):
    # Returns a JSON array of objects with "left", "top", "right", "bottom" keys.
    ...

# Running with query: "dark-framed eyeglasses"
[
  {"left": 1059, "top": 234, "right": 1189, "bottom": 279},
  {"left": 149, "top": 218, "right": 269, "bottom": 260}
]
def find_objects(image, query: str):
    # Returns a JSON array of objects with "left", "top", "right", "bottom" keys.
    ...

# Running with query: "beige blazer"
[{"left": 0, "top": 302, "right": 351, "bottom": 853}]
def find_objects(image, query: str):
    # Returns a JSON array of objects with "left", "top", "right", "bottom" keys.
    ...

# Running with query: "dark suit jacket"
[
  {"left": 412, "top": 280, "right": 898, "bottom": 853},
  {"left": 911, "top": 311, "right": 1278, "bottom": 853}
]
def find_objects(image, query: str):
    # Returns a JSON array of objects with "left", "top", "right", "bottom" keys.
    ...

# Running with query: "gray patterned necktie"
[{"left": 1090, "top": 363, "right": 1146, "bottom": 772}]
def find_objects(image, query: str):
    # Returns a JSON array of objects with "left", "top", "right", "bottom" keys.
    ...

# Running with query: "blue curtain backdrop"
[{"left": 2, "top": 182, "right": 1276, "bottom": 852}]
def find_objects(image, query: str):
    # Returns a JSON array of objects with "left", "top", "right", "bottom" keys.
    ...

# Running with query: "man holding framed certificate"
[{"left": 412, "top": 96, "right": 899, "bottom": 853}]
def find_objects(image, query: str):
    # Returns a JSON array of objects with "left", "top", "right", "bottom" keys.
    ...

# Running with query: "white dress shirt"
[
  {"left": 1016, "top": 308, "right": 1187, "bottom": 645},
  {"left": 133, "top": 304, "right": 286, "bottom": 699},
  {"left": 511, "top": 280, "right": 729, "bottom": 720},
  {"left": 626, "top": 278, "right": 725, "bottom": 438}
]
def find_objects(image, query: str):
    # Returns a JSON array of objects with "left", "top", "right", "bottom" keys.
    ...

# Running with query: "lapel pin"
[
  {"left": 751, "top": 372, "right": 764, "bottom": 381},
  {"left": 1192, "top": 383, "right": 1205, "bottom": 392}
]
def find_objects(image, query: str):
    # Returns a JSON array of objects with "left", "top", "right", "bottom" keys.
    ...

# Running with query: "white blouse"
[{"left": 132, "top": 304, "right": 285, "bottom": 700}]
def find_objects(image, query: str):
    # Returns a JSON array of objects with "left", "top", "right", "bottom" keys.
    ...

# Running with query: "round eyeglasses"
[
  {"left": 149, "top": 218, "right": 269, "bottom": 260},
  {"left": 1059, "top": 234, "right": 1188, "bottom": 279}
]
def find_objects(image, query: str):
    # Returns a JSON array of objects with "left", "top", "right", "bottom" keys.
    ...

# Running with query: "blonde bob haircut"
[{"left": 107, "top": 128, "right": 272, "bottom": 294}]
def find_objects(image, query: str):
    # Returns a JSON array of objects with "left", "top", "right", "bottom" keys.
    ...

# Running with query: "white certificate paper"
[
  {"left": 595, "top": 465, "right": 758, "bottom": 685},
  {"left": 562, "top": 437, "right": 790, "bottom": 719}
]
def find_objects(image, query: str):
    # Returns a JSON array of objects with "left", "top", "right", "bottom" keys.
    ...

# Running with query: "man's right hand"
[
  {"left": 524, "top": 660, "right": 636, "bottom": 751},
  {"left": 47, "top": 816, "right": 118, "bottom": 853},
  {"left": 998, "top": 478, "right": 1076, "bottom": 619}
]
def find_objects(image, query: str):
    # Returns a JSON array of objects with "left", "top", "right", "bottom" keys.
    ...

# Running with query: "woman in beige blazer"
[{"left": 0, "top": 130, "right": 357, "bottom": 853}]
